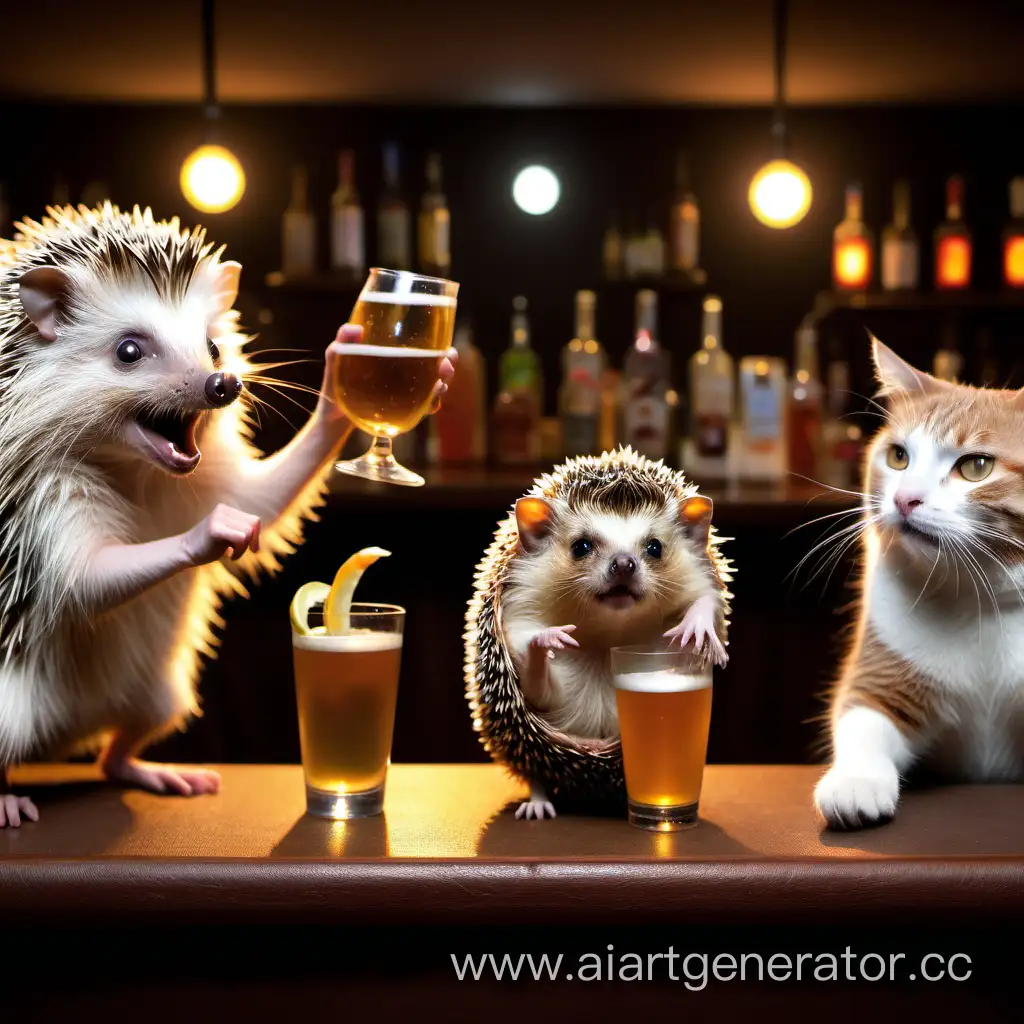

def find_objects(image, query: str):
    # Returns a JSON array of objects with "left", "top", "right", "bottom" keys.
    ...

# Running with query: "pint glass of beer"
[
  {"left": 291, "top": 603, "right": 404, "bottom": 819},
  {"left": 611, "top": 644, "right": 713, "bottom": 831},
  {"left": 333, "top": 267, "right": 459, "bottom": 487}
]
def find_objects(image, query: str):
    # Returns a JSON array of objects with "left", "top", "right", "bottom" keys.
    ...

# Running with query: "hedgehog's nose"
[
  {"left": 205, "top": 371, "right": 243, "bottom": 408},
  {"left": 609, "top": 554, "right": 638, "bottom": 579}
]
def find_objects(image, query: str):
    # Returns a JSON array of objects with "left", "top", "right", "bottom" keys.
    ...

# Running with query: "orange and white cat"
[{"left": 814, "top": 335, "right": 1024, "bottom": 829}]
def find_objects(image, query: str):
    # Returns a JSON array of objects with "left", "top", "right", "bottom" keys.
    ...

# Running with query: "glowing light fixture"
[
  {"left": 180, "top": 0, "right": 245, "bottom": 214},
  {"left": 513, "top": 165, "right": 560, "bottom": 215},
  {"left": 749, "top": 1, "right": 812, "bottom": 229}
]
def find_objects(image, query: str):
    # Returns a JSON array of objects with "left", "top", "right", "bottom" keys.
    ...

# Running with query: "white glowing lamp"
[{"left": 748, "top": 158, "right": 812, "bottom": 229}]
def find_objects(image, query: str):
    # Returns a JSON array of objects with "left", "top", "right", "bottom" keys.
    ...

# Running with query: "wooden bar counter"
[{"left": 3, "top": 762, "right": 1022, "bottom": 926}]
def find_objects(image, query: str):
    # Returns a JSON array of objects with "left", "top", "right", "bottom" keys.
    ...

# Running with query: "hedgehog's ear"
[
  {"left": 515, "top": 497, "right": 554, "bottom": 553},
  {"left": 680, "top": 495, "right": 713, "bottom": 548},
  {"left": 19, "top": 266, "right": 70, "bottom": 342},
  {"left": 211, "top": 260, "right": 242, "bottom": 315}
]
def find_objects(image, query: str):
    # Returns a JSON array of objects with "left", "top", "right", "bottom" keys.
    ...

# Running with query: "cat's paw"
[{"left": 814, "top": 763, "right": 899, "bottom": 830}]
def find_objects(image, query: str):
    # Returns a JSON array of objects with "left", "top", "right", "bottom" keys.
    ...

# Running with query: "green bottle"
[{"left": 499, "top": 296, "right": 542, "bottom": 406}]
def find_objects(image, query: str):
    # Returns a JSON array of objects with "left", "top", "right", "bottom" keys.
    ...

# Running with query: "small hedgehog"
[
  {"left": 0, "top": 201, "right": 454, "bottom": 828},
  {"left": 464, "top": 447, "right": 733, "bottom": 819}
]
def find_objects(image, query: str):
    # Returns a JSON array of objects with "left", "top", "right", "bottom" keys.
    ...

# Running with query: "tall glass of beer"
[
  {"left": 333, "top": 267, "right": 459, "bottom": 487},
  {"left": 291, "top": 603, "right": 404, "bottom": 819},
  {"left": 610, "top": 644, "right": 713, "bottom": 831}
]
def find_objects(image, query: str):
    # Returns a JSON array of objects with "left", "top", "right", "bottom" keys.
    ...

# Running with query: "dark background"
[{"left": 3, "top": 1, "right": 1024, "bottom": 769}]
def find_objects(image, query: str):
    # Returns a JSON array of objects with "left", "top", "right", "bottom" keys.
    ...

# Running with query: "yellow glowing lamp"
[
  {"left": 748, "top": 159, "right": 812, "bottom": 229},
  {"left": 180, "top": 144, "right": 245, "bottom": 214}
]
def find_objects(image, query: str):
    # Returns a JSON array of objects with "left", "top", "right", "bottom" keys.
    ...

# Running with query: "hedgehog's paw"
[
  {"left": 0, "top": 793, "right": 39, "bottom": 828},
  {"left": 514, "top": 782, "right": 557, "bottom": 820},
  {"left": 529, "top": 625, "right": 579, "bottom": 652},
  {"left": 665, "top": 595, "right": 727, "bottom": 666},
  {"left": 102, "top": 758, "right": 221, "bottom": 797}
]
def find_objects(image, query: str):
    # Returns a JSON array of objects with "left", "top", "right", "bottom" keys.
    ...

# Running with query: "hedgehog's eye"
[
  {"left": 571, "top": 538, "right": 592, "bottom": 559},
  {"left": 116, "top": 338, "right": 143, "bottom": 364},
  {"left": 207, "top": 337, "right": 220, "bottom": 364},
  {"left": 645, "top": 539, "right": 663, "bottom": 559}
]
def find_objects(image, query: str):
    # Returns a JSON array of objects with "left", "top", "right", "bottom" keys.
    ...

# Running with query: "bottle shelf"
[
  {"left": 811, "top": 289, "right": 1024, "bottom": 319},
  {"left": 598, "top": 270, "right": 708, "bottom": 293}
]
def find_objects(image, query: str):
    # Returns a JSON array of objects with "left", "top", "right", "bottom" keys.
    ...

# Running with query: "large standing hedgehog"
[
  {"left": 0, "top": 202, "right": 453, "bottom": 827},
  {"left": 464, "top": 447, "right": 733, "bottom": 819}
]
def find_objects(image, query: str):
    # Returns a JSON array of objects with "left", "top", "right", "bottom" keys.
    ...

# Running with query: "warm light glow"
[
  {"left": 834, "top": 239, "right": 872, "bottom": 290},
  {"left": 180, "top": 144, "right": 245, "bottom": 213},
  {"left": 748, "top": 159, "right": 812, "bottom": 228},
  {"left": 512, "top": 165, "right": 560, "bottom": 215},
  {"left": 1005, "top": 236, "right": 1024, "bottom": 287},
  {"left": 936, "top": 235, "right": 971, "bottom": 289}
]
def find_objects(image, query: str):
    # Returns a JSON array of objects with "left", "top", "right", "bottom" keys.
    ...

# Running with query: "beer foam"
[
  {"left": 292, "top": 629, "right": 404, "bottom": 653},
  {"left": 360, "top": 290, "right": 457, "bottom": 307},
  {"left": 613, "top": 670, "right": 711, "bottom": 693},
  {"left": 335, "top": 344, "right": 444, "bottom": 359}
]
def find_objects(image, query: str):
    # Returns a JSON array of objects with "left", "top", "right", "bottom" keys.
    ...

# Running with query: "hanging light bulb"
[
  {"left": 748, "top": 1, "right": 812, "bottom": 229},
  {"left": 180, "top": 0, "right": 245, "bottom": 214},
  {"left": 749, "top": 158, "right": 812, "bottom": 229}
]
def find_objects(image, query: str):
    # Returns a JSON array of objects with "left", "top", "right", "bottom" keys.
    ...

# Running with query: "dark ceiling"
[{"left": 3, "top": 0, "right": 1023, "bottom": 105}]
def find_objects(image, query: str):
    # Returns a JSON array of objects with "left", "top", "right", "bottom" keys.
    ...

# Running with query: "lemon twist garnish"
[{"left": 289, "top": 547, "right": 391, "bottom": 636}]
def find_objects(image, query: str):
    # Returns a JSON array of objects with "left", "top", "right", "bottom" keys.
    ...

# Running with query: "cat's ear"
[{"left": 870, "top": 332, "right": 952, "bottom": 397}]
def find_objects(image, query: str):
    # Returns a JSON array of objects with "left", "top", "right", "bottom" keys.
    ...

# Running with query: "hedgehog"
[
  {"left": 0, "top": 201, "right": 453, "bottom": 828},
  {"left": 464, "top": 447, "right": 734, "bottom": 819}
]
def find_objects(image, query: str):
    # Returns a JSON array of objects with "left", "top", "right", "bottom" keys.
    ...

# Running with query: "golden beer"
[
  {"left": 291, "top": 614, "right": 404, "bottom": 818},
  {"left": 615, "top": 676, "right": 712, "bottom": 806},
  {"left": 611, "top": 645, "right": 714, "bottom": 830},
  {"left": 335, "top": 270, "right": 459, "bottom": 487}
]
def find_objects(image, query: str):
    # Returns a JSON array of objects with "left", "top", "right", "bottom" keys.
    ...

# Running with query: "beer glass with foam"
[
  {"left": 291, "top": 603, "right": 404, "bottom": 818},
  {"left": 610, "top": 644, "right": 713, "bottom": 831},
  {"left": 334, "top": 267, "right": 459, "bottom": 487}
]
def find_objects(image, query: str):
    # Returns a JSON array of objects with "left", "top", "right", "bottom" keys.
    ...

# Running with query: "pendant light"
[
  {"left": 180, "top": 0, "right": 245, "bottom": 214},
  {"left": 748, "top": 0, "right": 812, "bottom": 229}
]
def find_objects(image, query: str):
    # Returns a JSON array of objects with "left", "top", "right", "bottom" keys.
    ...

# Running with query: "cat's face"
[{"left": 866, "top": 337, "right": 1024, "bottom": 562}]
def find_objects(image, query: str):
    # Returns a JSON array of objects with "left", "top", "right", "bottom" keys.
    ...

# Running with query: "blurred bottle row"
[
  {"left": 832, "top": 175, "right": 1024, "bottom": 292},
  {"left": 276, "top": 144, "right": 449, "bottom": 282}
]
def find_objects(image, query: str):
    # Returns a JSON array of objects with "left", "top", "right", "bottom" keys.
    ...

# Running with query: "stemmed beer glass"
[{"left": 333, "top": 267, "right": 459, "bottom": 487}]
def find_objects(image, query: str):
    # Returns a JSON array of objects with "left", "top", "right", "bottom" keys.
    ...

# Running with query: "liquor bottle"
[
  {"left": 932, "top": 320, "right": 963, "bottom": 382},
  {"left": 330, "top": 149, "right": 365, "bottom": 282},
  {"left": 643, "top": 208, "right": 666, "bottom": 277},
  {"left": 603, "top": 215, "right": 624, "bottom": 280},
  {"left": 623, "top": 216, "right": 645, "bottom": 279},
  {"left": 934, "top": 175, "right": 971, "bottom": 290},
  {"left": 429, "top": 322, "right": 486, "bottom": 463},
  {"left": 786, "top": 319, "right": 824, "bottom": 481},
  {"left": 819, "top": 339, "right": 864, "bottom": 489},
  {"left": 621, "top": 290, "right": 672, "bottom": 461},
  {"left": 281, "top": 166, "right": 316, "bottom": 278},
  {"left": 559, "top": 290, "right": 607, "bottom": 457},
  {"left": 1002, "top": 176, "right": 1024, "bottom": 288},
  {"left": 738, "top": 357, "right": 787, "bottom": 482},
  {"left": 975, "top": 328, "right": 999, "bottom": 387},
  {"left": 688, "top": 295, "right": 734, "bottom": 473},
  {"left": 598, "top": 369, "right": 621, "bottom": 452},
  {"left": 832, "top": 183, "right": 872, "bottom": 291},
  {"left": 417, "top": 152, "right": 451, "bottom": 277},
  {"left": 378, "top": 143, "right": 411, "bottom": 270},
  {"left": 492, "top": 296, "right": 542, "bottom": 465},
  {"left": 51, "top": 175, "right": 70, "bottom": 206},
  {"left": 81, "top": 180, "right": 109, "bottom": 208},
  {"left": 880, "top": 180, "right": 919, "bottom": 290},
  {"left": 669, "top": 153, "right": 700, "bottom": 278}
]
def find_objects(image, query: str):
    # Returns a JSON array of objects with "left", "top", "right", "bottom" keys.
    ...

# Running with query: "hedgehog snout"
[
  {"left": 607, "top": 554, "right": 638, "bottom": 580},
  {"left": 204, "top": 371, "right": 243, "bottom": 408}
]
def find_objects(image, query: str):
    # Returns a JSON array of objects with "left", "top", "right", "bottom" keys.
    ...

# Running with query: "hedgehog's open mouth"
[
  {"left": 129, "top": 409, "right": 202, "bottom": 475},
  {"left": 596, "top": 584, "right": 643, "bottom": 609}
]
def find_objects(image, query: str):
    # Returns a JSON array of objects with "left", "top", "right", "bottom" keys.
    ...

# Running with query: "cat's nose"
[{"left": 895, "top": 494, "right": 924, "bottom": 518}]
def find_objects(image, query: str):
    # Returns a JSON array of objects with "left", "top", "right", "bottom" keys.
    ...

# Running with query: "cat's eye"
[
  {"left": 645, "top": 539, "right": 663, "bottom": 559},
  {"left": 956, "top": 454, "right": 995, "bottom": 482},
  {"left": 207, "top": 337, "right": 220, "bottom": 364},
  {"left": 571, "top": 538, "right": 592, "bottom": 559},
  {"left": 886, "top": 444, "right": 909, "bottom": 470}
]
